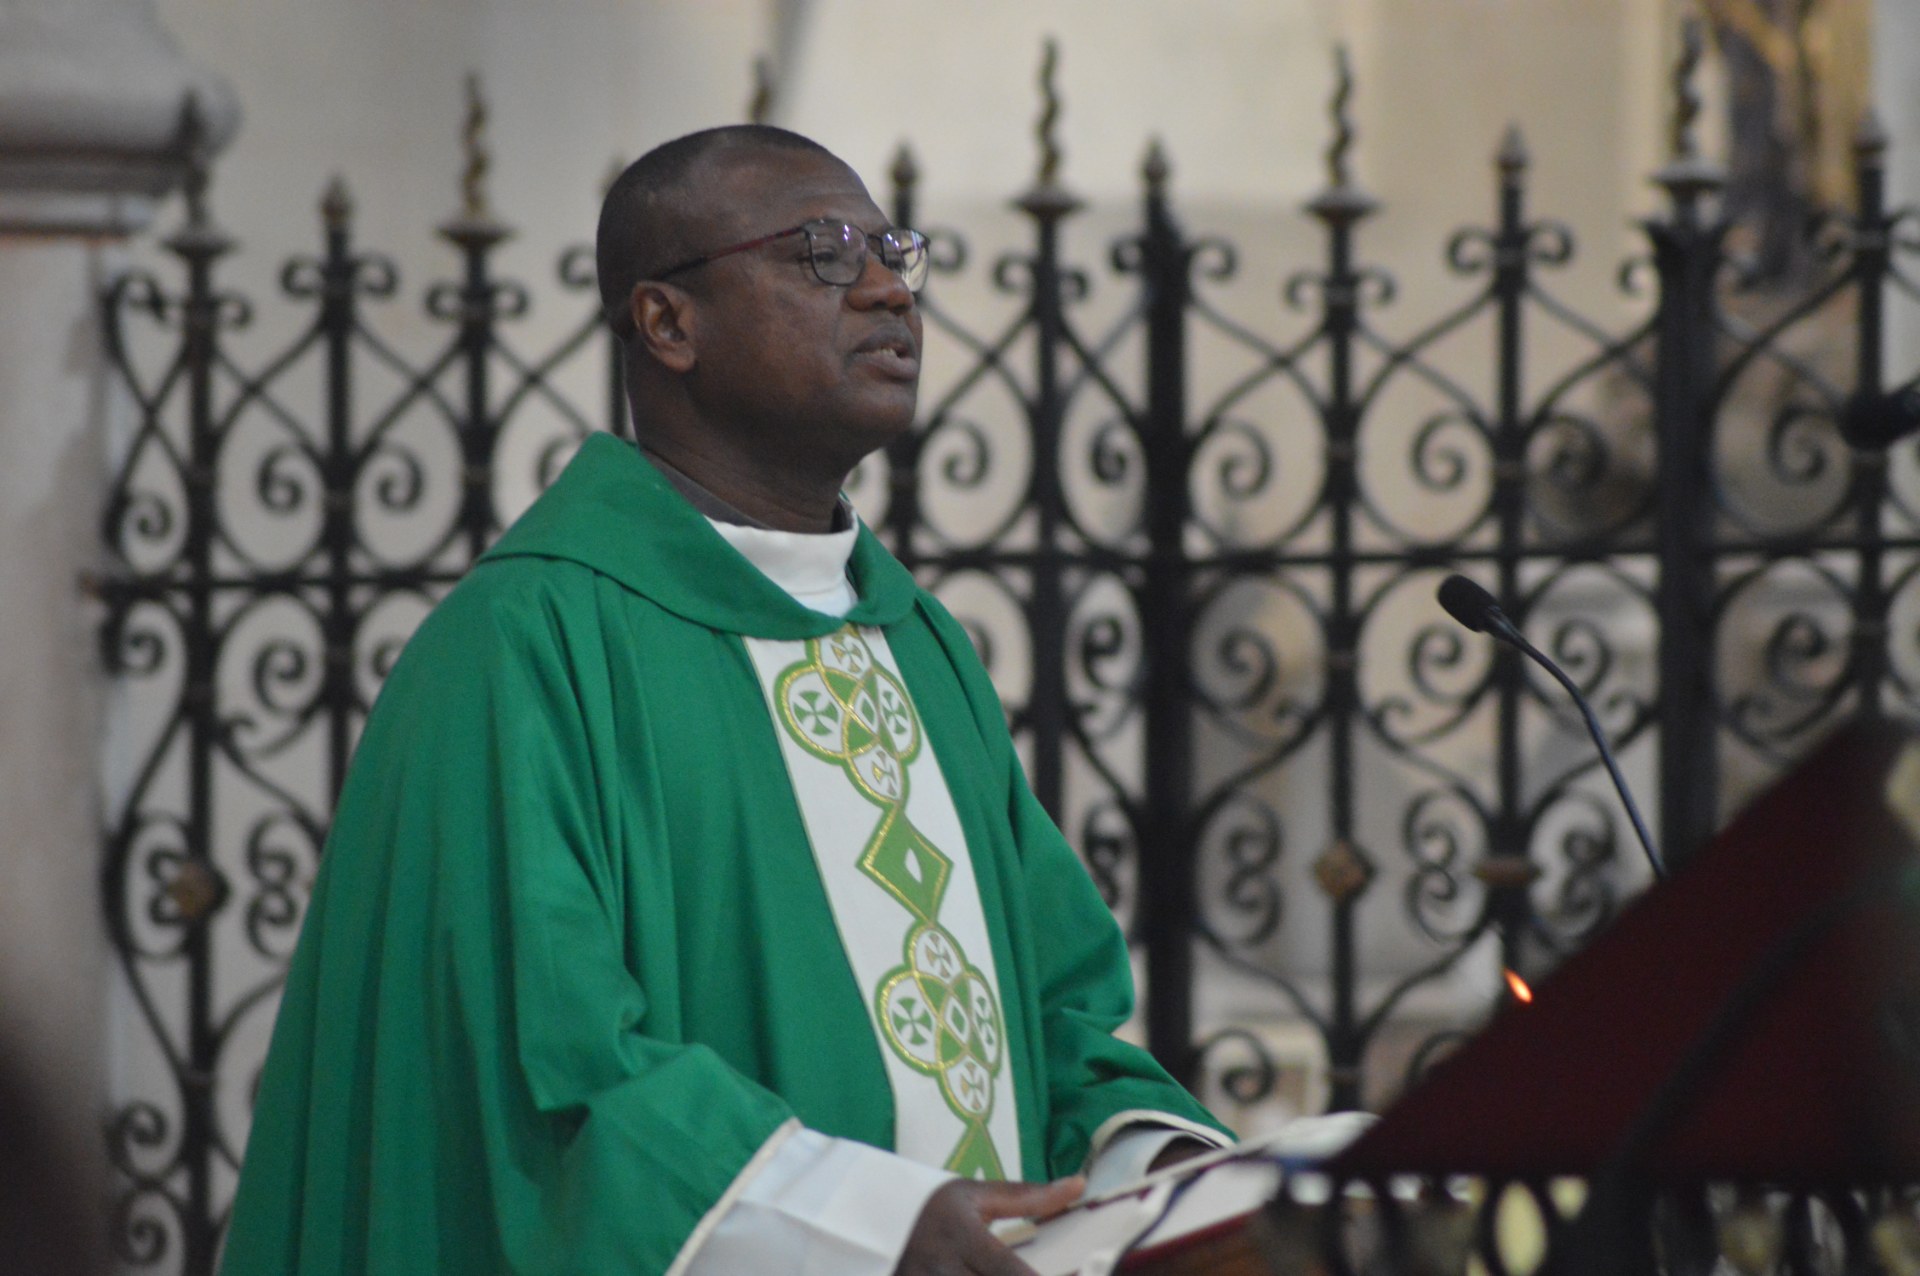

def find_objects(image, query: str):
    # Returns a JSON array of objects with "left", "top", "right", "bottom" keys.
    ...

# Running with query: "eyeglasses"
[{"left": 655, "top": 218, "right": 931, "bottom": 293}]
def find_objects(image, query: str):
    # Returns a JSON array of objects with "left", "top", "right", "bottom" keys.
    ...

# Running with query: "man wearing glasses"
[{"left": 225, "top": 126, "right": 1227, "bottom": 1276}]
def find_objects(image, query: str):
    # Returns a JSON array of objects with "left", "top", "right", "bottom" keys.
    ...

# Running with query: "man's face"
[{"left": 673, "top": 149, "right": 923, "bottom": 479}]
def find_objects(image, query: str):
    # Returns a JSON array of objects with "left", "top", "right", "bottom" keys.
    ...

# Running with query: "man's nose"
[{"left": 847, "top": 251, "right": 915, "bottom": 312}]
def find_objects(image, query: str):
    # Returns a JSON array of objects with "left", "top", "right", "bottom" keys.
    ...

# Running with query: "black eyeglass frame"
[{"left": 653, "top": 218, "right": 931, "bottom": 292}]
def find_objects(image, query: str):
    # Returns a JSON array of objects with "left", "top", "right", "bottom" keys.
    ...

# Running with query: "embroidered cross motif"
[
  {"left": 776, "top": 626, "right": 1009, "bottom": 1179},
  {"left": 792, "top": 690, "right": 841, "bottom": 738}
]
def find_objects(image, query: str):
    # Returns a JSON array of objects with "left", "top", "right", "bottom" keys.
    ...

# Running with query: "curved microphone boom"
[{"left": 1437, "top": 574, "right": 1666, "bottom": 880}]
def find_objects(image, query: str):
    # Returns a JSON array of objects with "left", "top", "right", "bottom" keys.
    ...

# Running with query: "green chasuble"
[{"left": 222, "top": 433, "right": 1227, "bottom": 1276}]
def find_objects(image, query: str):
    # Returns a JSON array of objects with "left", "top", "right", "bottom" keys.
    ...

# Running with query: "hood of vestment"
[{"left": 480, "top": 432, "right": 919, "bottom": 639}]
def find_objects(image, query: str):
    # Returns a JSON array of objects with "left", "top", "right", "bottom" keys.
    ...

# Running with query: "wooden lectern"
[
  {"left": 1332, "top": 718, "right": 1920, "bottom": 1185},
  {"left": 1021, "top": 720, "right": 1920, "bottom": 1273}
]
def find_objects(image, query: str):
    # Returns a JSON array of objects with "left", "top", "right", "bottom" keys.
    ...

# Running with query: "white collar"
[{"left": 708, "top": 517, "right": 860, "bottom": 618}]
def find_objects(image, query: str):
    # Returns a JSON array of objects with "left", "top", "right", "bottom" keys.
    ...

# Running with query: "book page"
[{"left": 1006, "top": 1112, "right": 1375, "bottom": 1276}]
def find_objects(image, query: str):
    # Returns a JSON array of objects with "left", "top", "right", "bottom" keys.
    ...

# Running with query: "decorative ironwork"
[
  {"left": 97, "top": 33, "right": 1918, "bottom": 1272},
  {"left": 98, "top": 80, "right": 621, "bottom": 1272}
]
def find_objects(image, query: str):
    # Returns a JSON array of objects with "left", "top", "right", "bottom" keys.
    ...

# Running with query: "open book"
[{"left": 1003, "top": 1112, "right": 1375, "bottom": 1276}]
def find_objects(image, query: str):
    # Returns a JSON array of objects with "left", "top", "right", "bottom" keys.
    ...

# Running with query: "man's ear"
[{"left": 630, "top": 281, "right": 697, "bottom": 374}]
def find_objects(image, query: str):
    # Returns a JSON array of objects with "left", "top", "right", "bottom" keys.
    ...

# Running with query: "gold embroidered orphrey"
[{"left": 775, "top": 626, "right": 1009, "bottom": 1179}]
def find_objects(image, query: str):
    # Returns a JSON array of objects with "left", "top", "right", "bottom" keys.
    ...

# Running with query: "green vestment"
[{"left": 222, "top": 434, "right": 1226, "bottom": 1275}]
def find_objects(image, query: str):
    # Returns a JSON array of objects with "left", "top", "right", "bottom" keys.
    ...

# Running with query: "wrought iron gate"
[{"left": 97, "top": 37, "right": 1919, "bottom": 1274}]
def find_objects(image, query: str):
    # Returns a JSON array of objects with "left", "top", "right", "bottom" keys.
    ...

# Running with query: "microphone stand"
[{"left": 1438, "top": 575, "right": 1666, "bottom": 881}]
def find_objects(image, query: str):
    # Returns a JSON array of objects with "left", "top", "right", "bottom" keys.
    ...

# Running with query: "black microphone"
[
  {"left": 1839, "top": 381, "right": 1920, "bottom": 449},
  {"left": 1437, "top": 574, "right": 1665, "bottom": 880}
]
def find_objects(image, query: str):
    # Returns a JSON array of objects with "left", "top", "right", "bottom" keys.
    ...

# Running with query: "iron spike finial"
[
  {"left": 459, "top": 71, "right": 491, "bottom": 220},
  {"left": 748, "top": 56, "right": 774, "bottom": 125},
  {"left": 1497, "top": 124, "right": 1529, "bottom": 177},
  {"left": 1672, "top": 18, "right": 1703, "bottom": 161},
  {"left": 1325, "top": 45, "right": 1357, "bottom": 192},
  {"left": 1034, "top": 38, "right": 1064, "bottom": 189},
  {"left": 321, "top": 175, "right": 353, "bottom": 232},
  {"left": 439, "top": 71, "right": 511, "bottom": 249},
  {"left": 177, "top": 90, "right": 211, "bottom": 228},
  {"left": 1306, "top": 45, "right": 1377, "bottom": 225},
  {"left": 890, "top": 144, "right": 919, "bottom": 196},
  {"left": 1142, "top": 137, "right": 1170, "bottom": 194},
  {"left": 1654, "top": 16, "right": 1724, "bottom": 201},
  {"left": 889, "top": 143, "right": 920, "bottom": 227},
  {"left": 1015, "top": 38, "right": 1081, "bottom": 220},
  {"left": 1856, "top": 106, "right": 1889, "bottom": 165},
  {"left": 165, "top": 89, "right": 233, "bottom": 256}
]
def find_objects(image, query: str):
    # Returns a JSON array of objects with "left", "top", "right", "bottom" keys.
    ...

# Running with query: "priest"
[{"left": 224, "top": 124, "right": 1229, "bottom": 1276}]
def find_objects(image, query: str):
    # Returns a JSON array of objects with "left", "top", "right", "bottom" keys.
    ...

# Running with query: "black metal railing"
[{"left": 96, "top": 31, "right": 1919, "bottom": 1272}]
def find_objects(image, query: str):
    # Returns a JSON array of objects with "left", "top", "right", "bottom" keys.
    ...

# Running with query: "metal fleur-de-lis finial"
[
  {"left": 1034, "top": 38, "right": 1064, "bottom": 188},
  {"left": 1325, "top": 45, "right": 1357, "bottom": 191},
  {"left": 748, "top": 57, "right": 774, "bottom": 125},
  {"left": 459, "top": 72, "right": 491, "bottom": 219},
  {"left": 1670, "top": 17, "right": 1704, "bottom": 163}
]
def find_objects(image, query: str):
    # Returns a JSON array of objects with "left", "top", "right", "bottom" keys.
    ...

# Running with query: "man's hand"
[{"left": 894, "top": 1176, "right": 1084, "bottom": 1276}]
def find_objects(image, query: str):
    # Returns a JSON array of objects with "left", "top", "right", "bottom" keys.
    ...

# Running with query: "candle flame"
[{"left": 1504, "top": 969, "right": 1534, "bottom": 1003}]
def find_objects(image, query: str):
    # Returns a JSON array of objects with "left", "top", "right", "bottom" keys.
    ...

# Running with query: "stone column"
[{"left": 0, "top": 0, "right": 234, "bottom": 1233}]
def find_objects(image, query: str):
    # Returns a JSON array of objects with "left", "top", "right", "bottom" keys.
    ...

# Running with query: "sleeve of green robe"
[
  {"left": 910, "top": 597, "right": 1233, "bottom": 1180},
  {"left": 223, "top": 567, "right": 795, "bottom": 1276}
]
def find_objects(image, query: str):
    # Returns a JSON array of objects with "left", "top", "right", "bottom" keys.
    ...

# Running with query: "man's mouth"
[{"left": 852, "top": 329, "right": 920, "bottom": 378}]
